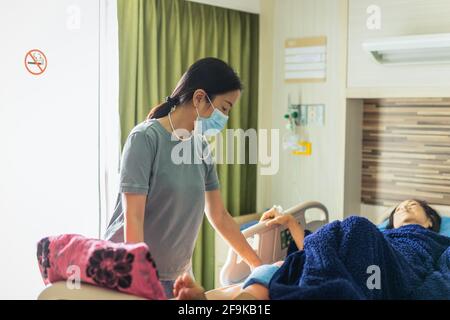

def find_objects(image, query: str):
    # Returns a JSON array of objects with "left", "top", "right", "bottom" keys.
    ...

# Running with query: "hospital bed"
[{"left": 37, "top": 201, "right": 329, "bottom": 300}]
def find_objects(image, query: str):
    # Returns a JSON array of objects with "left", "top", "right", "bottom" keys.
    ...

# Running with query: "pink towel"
[{"left": 37, "top": 234, "right": 166, "bottom": 300}]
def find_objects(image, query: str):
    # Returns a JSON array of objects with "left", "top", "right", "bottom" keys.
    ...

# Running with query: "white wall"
[
  {"left": 258, "top": 0, "right": 349, "bottom": 223},
  {"left": 188, "top": 0, "right": 260, "bottom": 13},
  {"left": 0, "top": 0, "right": 117, "bottom": 299}
]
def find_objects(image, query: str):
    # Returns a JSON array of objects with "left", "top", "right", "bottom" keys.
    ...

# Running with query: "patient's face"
[{"left": 393, "top": 200, "right": 432, "bottom": 229}]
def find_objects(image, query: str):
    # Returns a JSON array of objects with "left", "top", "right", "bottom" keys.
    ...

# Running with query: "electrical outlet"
[
  {"left": 316, "top": 104, "right": 325, "bottom": 126},
  {"left": 300, "top": 105, "right": 308, "bottom": 125},
  {"left": 307, "top": 104, "right": 325, "bottom": 126},
  {"left": 307, "top": 106, "right": 317, "bottom": 125}
]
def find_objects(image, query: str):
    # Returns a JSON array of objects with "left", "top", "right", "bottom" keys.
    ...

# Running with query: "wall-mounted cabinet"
[{"left": 347, "top": 0, "right": 450, "bottom": 93}]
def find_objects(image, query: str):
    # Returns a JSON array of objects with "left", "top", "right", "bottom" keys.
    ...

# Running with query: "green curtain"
[{"left": 117, "top": 0, "right": 259, "bottom": 290}]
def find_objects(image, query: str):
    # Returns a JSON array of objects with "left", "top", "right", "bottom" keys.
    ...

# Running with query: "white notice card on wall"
[{"left": 285, "top": 36, "right": 327, "bottom": 83}]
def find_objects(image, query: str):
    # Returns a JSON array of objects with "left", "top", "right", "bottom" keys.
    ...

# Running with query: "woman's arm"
[
  {"left": 205, "top": 190, "right": 262, "bottom": 269},
  {"left": 123, "top": 193, "right": 147, "bottom": 243}
]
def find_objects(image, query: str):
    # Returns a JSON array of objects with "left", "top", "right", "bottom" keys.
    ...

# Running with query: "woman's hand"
[
  {"left": 173, "top": 273, "right": 206, "bottom": 300},
  {"left": 205, "top": 190, "right": 263, "bottom": 271}
]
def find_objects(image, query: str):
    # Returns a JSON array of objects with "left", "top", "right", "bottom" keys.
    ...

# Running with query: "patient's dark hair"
[
  {"left": 147, "top": 57, "right": 243, "bottom": 120},
  {"left": 386, "top": 199, "right": 441, "bottom": 232}
]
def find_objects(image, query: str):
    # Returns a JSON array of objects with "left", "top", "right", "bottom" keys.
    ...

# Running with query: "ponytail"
[
  {"left": 146, "top": 96, "right": 180, "bottom": 120},
  {"left": 146, "top": 57, "right": 243, "bottom": 120}
]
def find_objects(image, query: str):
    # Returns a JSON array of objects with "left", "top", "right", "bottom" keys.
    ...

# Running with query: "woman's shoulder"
[
  {"left": 122, "top": 120, "right": 166, "bottom": 153},
  {"left": 128, "top": 120, "right": 165, "bottom": 140},
  {"left": 130, "top": 119, "right": 157, "bottom": 134}
]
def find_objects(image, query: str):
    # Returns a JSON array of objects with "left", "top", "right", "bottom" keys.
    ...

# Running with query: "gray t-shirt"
[{"left": 104, "top": 119, "right": 220, "bottom": 280}]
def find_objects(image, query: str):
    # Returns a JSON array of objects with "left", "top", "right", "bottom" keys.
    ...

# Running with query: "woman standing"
[{"left": 105, "top": 58, "right": 266, "bottom": 298}]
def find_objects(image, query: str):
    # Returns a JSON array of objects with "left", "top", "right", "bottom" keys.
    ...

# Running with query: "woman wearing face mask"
[{"left": 105, "top": 58, "right": 266, "bottom": 298}]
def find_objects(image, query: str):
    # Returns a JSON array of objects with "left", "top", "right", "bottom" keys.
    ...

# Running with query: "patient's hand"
[
  {"left": 173, "top": 273, "right": 206, "bottom": 300},
  {"left": 274, "top": 260, "right": 284, "bottom": 267},
  {"left": 259, "top": 207, "right": 279, "bottom": 222},
  {"left": 260, "top": 209, "right": 295, "bottom": 227}
]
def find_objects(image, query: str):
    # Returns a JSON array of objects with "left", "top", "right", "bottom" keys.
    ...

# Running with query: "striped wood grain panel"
[{"left": 362, "top": 98, "right": 450, "bottom": 207}]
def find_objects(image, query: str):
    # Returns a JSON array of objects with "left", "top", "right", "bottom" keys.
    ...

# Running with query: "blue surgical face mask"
[{"left": 195, "top": 95, "right": 229, "bottom": 136}]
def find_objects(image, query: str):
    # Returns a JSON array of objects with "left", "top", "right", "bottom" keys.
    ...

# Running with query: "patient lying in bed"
[
  {"left": 174, "top": 207, "right": 306, "bottom": 300},
  {"left": 174, "top": 199, "right": 446, "bottom": 300}
]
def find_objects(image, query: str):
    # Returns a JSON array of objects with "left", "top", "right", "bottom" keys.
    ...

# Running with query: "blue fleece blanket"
[{"left": 269, "top": 216, "right": 450, "bottom": 300}]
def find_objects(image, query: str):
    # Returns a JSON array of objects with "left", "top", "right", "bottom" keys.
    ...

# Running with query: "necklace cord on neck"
[
  {"left": 168, "top": 108, "right": 212, "bottom": 161},
  {"left": 168, "top": 107, "right": 192, "bottom": 142}
]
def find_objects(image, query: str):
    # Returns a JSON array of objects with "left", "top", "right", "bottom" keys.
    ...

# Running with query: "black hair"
[
  {"left": 386, "top": 199, "right": 441, "bottom": 232},
  {"left": 147, "top": 57, "right": 243, "bottom": 120}
]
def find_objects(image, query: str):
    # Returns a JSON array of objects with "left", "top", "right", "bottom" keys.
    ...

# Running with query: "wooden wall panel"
[{"left": 362, "top": 98, "right": 450, "bottom": 207}]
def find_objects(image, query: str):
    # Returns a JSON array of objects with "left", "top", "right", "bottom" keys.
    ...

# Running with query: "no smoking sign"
[{"left": 24, "top": 49, "right": 47, "bottom": 75}]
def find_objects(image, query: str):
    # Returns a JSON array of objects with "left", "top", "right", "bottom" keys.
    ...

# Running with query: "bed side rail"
[{"left": 219, "top": 201, "right": 329, "bottom": 286}]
